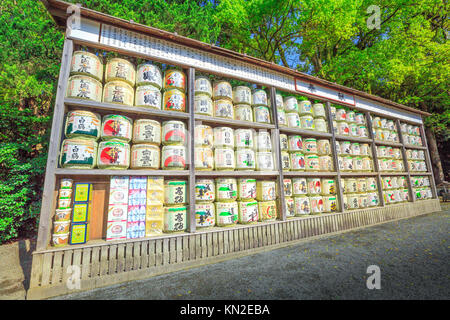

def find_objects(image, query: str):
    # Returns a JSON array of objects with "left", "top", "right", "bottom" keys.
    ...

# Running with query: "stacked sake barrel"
[
  {"left": 163, "top": 179, "right": 188, "bottom": 232},
  {"left": 376, "top": 146, "right": 404, "bottom": 172},
  {"left": 341, "top": 177, "right": 380, "bottom": 210},
  {"left": 330, "top": 107, "right": 369, "bottom": 138},
  {"left": 279, "top": 134, "right": 333, "bottom": 172},
  {"left": 400, "top": 123, "right": 423, "bottom": 146},
  {"left": 371, "top": 116, "right": 399, "bottom": 142},
  {"left": 283, "top": 98, "right": 328, "bottom": 133},
  {"left": 336, "top": 141, "right": 373, "bottom": 172},
  {"left": 410, "top": 176, "right": 433, "bottom": 201},
  {"left": 406, "top": 149, "right": 427, "bottom": 173},
  {"left": 381, "top": 176, "right": 410, "bottom": 204},
  {"left": 283, "top": 178, "right": 338, "bottom": 216}
]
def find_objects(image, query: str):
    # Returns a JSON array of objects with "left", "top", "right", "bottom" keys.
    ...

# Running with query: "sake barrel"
[
  {"left": 337, "top": 156, "right": 344, "bottom": 171},
  {"left": 346, "top": 178, "right": 358, "bottom": 193},
  {"left": 256, "top": 131, "right": 272, "bottom": 151},
  {"left": 235, "top": 148, "right": 256, "bottom": 170},
  {"left": 382, "top": 176, "right": 392, "bottom": 189},
  {"left": 312, "top": 103, "right": 326, "bottom": 119},
  {"left": 101, "top": 114, "right": 133, "bottom": 142},
  {"left": 136, "top": 63, "right": 162, "bottom": 89},
  {"left": 386, "top": 119, "right": 395, "bottom": 131},
  {"left": 377, "top": 146, "right": 387, "bottom": 158},
  {"left": 194, "top": 125, "right": 213, "bottom": 147},
  {"left": 310, "top": 196, "right": 324, "bottom": 214},
  {"left": 380, "top": 118, "right": 388, "bottom": 129},
  {"left": 321, "top": 179, "right": 336, "bottom": 195},
  {"left": 330, "top": 106, "right": 336, "bottom": 120},
  {"left": 281, "top": 151, "right": 291, "bottom": 171},
  {"left": 356, "top": 178, "right": 368, "bottom": 193},
  {"left": 355, "top": 113, "right": 365, "bottom": 125},
  {"left": 307, "top": 178, "right": 322, "bottom": 195},
  {"left": 283, "top": 179, "right": 293, "bottom": 197},
  {"left": 214, "top": 99, "right": 234, "bottom": 119},
  {"left": 213, "top": 81, "right": 232, "bottom": 100},
  {"left": 314, "top": 118, "right": 328, "bottom": 132},
  {"left": 337, "top": 121, "right": 350, "bottom": 135},
  {"left": 163, "top": 69, "right": 186, "bottom": 91},
  {"left": 372, "top": 116, "right": 381, "bottom": 128},
  {"left": 216, "top": 202, "right": 238, "bottom": 226},
  {"left": 349, "top": 123, "right": 358, "bottom": 137},
  {"left": 254, "top": 106, "right": 271, "bottom": 123},
  {"left": 347, "top": 111, "right": 356, "bottom": 123},
  {"left": 97, "top": 140, "right": 130, "bottom": 169},
  {"left": 375, "top": 128, "right": 384, "bottom": 140},
  {"left": 195, "top": 179, "right": 215, "bottom": 202},
  {"left": 323, "top": 196, "right": 338, "bottom": 213},
  {"left": 360, "top": 144, "right": 371, "bottom": 157},
  {"left": 347, "top": 194, "right": 359, "bottom": 210},
  {"left": 216, "top": 178, "right": 238, "bottom": 202},
  {"left": 294, "top": 196, "right": 311, "bottom": 216},
  {"left": 194, "top": 94, "right": 213, "bottom": 116},
  {"left": 258, "top": 201, "right": 277, "bottom": 221},
  {"left": 358, "top": 194, "right": 369, "bottom": 208},
  {"left": 335, "top": 141, "right": 341, "bottom": 154},
  {"left": 342, "top": 156, "right": 353, "bottom": 171},
  {"left": 105, "top": 58, "right": 136, "bottom": 86},
  {"left": 350, "top": 143, "right": 360, "bottom": 155},
  {"left": 285, "top": 197, "right": 295, "bottom": 218},
  {"left": 299, "top": 100, "right": 313, "bottom": 115},
  {"left": 317, "top": 139, "right": 331, "bottom": 155},
  {"left": 194, "top": 76, "right": 212, "bottom": 97},
  {"left": 284, "top": 96, "right": 299, "bottom": 113},
  {"left": 286, "top": 112, "right": 301, "bottom": 128},
  {"left": 133, "top": 119, "right": 161, "bottom": 146},
  {"left": 70, "top": 51, "right": 104, "bottom": 81},
  {"left": 237, "top": 178, "right": 257, "bottom": 200},
  {"left": 195, "top": 203, "right": 215, "bottom": 228},
  {"left": 135, "top": 85, "right": 162, "bottom": 109},
  {"left": 235, "top": 129, "right": 254, "bottom": 149},
  {"left": 300, "top": 115, "right": 315, "bottom": 130},
  {"left": 256, "top": 152, "right": 275, "bottom": 171},
  {"left": 319, "top": 156, "right": 333, "bottom": 171},
  {"left": 290, "top": 152, "right": 306, "bottom": 171},
  {"left": 332, "top": 121, "right": 338, "bottom": 135},
  {"left": 292, "top": 178, "right": 307, "bottom": 195},
  {"left": 280, "top": 134, "right": 289, "bottom": 151},
  {"left": 130, "top": 144, "right": 160, "bottom": 169},
  {"left": 238, "top": 201, "right": 259, "bottom": 224},
  {"left": 391, "top": 176, "right": 399, "bottom": 188},
  {"left": 335, "top": 108, "right": 347, "bottom": 121},
  {"left": 65, "top": 110, "right": 101, "bottom": 140},
  {"left": 233, "top": 86, "right": 252, "bottom": 105},
  {"left": 66, "top": 75, "right": 103, "bottom": 102},
  {"left": 252, "top": 89, "right": 268, "bottom": 106},
  {"left": 382, "top": 129, "right": 391, "bottom": 141},
  {"left": 235, "top": 104, "right": 253, "bottom": 122},
  {"left": 194, "top": 147, "right": 214, "bottom": 170},
  {"left": 162, "top": 120, "right": 186, "bottom": 145},
  {"left": 163, "top": 181, "right": 187, "bottom": 205},
  {"left": 60, "top": 138, "right": 98, "bottom": 169},
  {"left": 256, "top": 180, "right": 276, "bottom": 201},
  {"left": 277, "top": 109, "right": 287, "bottom": 126},
  {"left": 213, "top": 127, "right": 234, "bottom": 149},
  {"left": 368, "top": 192, "right": 379, "bottom": 207},
  {"left": 161, "top": 145, "right": 186, "bottom": 169},
  {"left": 304, "top": 138, "right": 317, "bottom": 154},
  {"left": 163, "top": 89, "right": 186, "bottom": 112},
  {"left": 275, "top": 93, "right": 284, "bottom": 109},
  {"left": 214, "top": 148, "right": 235, "bottom": 170},
  {"left": 164, "top": 206, "right": 187, "bottom": 232},
  {"left": 362, "top": 157, "right": 373, "bottom": 171},
  {"left": 357, "top": 125, "right": 368, "bottom": 138},
  {"left": 353, "top": 157, "right": 363, "bottom": 171}
]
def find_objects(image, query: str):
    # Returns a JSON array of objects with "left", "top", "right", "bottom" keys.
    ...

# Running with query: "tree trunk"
[{"left": 425, "top": 126, "right": 445, "bottom": 185}]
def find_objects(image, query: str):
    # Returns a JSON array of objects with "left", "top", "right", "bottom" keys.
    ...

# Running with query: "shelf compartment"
[
  {"left": 279, "top": 127, "right": 332, "bottom": 138},
  {"left": 379, "top": 172, "right": 409, "bottom": 176},
  {"left": 55, "top": 168, "right": 190, "bottom": 176},
  {"left": 194, "top": 115, "right": 276, "bottom": 130},
  {"left": 64, "top": 98, "right": 190, "bottom": 120}
]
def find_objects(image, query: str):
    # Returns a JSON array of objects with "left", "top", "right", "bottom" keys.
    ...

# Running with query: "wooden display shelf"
[
  {"left": 194, "top": 114, "right": 276, "bottom": 130},
  {"left": 195, "top": 170, "right": 279, "bottom": 177},
  {"left": 55, "top": 168, "right": 190, "bottom": 176},
  {"left": 409, "top": 172, "right": 433, "bottom": 176},
  {"left": 379, "top": 172, "right": 409, "bottom": 176},
  {"left": 403, "top": 144, "right": 427, "bottom": 150},
  {"left": 64, "top": 98, "right": 190, "bottom": 120},
  {"left": 334, "top": 134, "right": 373, "bottom": 144},
  {"left": 374, "top": 140, "right": 403, "bottom": 147},
  {"left": 279, "top": 127, "right": 333, "bottom": 138},
  {"left": 282, "top": 171, "right": 338, "bottom": 177},
  {"left": 340, "top": 172, "right": 378, "bottom": 177}
]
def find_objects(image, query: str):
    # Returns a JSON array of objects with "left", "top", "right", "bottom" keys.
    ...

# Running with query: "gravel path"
[{"left": 51, "top": 206, "right": 450, "bottom": 300}]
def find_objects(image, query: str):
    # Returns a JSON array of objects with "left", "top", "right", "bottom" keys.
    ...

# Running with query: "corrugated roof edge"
[{"left": 42, "top": 0, "right": 431, "bottom": 117}]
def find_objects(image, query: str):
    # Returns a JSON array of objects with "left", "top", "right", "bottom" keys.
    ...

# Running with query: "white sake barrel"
[
  {"left": 235, "top": 148, "right": 256, "bottom": 170},
  {"left": 310, "top": 196, "right": 324, "bottom": 214},
  {"left": 103, "top": 80, "right": 134, "bottom": 106},
  {"left": 285, "top": 197, "right": 295, "bottom": 218},
  {"left": 252, "top": 89, "right": 268, "bottom": 106},
  {"left": 356, "top": 178, "right": 368, "bottom": 193},
  {"left": 233, "top": 86, "right": 252, "bottom": 105},
  {"left": 135, "top": 85, "right": 161, "bottom": 109},
  {"left": 130, "top": 144, "right": 160, "bottom": 169},
  {"left": 253, "top": 106, "right": 271, "bottom": 123},
  {"left": 353, "top": 157, "right": 363, "bottom": 171},
  {"left": 303, "top": 138, "right": 317, "bottom": 154},
  {"left": 235, "top": 129, "right": 255, "bottom": 149},
  {"left": 350, "top": 143, "right": 360, "bottom": 155},
  {"left": 299, "top": 100, "right": 313, "bottom": 115},
  {"left": 216, "top": 178, "right": 238, "bottom": 202},
  {"left": 67, "top": 75, "right": 103, "bottom": 102},
  {"left": 256, "top": 180, "right": 276, "bottom": 201},
  {"left": 70, "top": 51, "right": 104, "bottom": 81},
  {"left": 196, "top": 203, "right": 215, "bottom": 228},
  {"left": 238, "top": 201, "right": 259, "bottom": 224},
  {"left": 101, "top": 114, "right": 133, "bottom": 142},
  {"left": 368, "top": 192, "right": 379, "bottom": 206},
  {"left": 305, "top": 154, "right": 320, "bottom": 171},
  {"left": 349, "top": 123, "right": 358, "bottom": 137},
  {"left": 319, "top": 156, "right": 333, "bottom": 171},
  {"left": 256, "top": 131, "right": 272, "bottom": 151},
  {"left": 347, "top": 194, "right": 359, "bottom": 209},
  {"left": 105, "top": 58, "right": 136, "bottom": 86},
  {"left": 294, "top": 196, "right": 311, "bottom": 216},
  {"left": 337, "top": 121, "right": 349, "bottom": 135},
  {"left": 323, "top": 196, "right": 338, "bottom": 212},
  {"left": 194, "top": 147, "right": 214, "bottom": 170},
  {"left": 300, "top": 115, "right": 315, "bottom": 130},
  {"left": 161, "top": 145, "right": 186, "bottom": 170},
  {"left": 194, "top": 76, "right": 212, "bottom": 96},
  {"left": 215, "top": 201, "right": 238, "bottom": 226},
  {"left": 355, "top": 113, "right": 365, "bottom": 125},
  {"left": 283, "top": 179, "right": 293, "bottom": 197},
  {"left": 360, "top": 144, "right": 371, "bottom": 157},
  {"left": 317, "top": 139, "right": 331, "bottom": 155},
  {"left": 213, "top": 127, "right": 234, "bottom": 148},
  {"left": 275, "top": 94, "right": 284, "bottom": 109},
  {"left": 313, "top": 103, "right": 326, "bottom": 119},
  {"left": 256, "top": 152, "right": 274, "bottom": 171},
  {"left": 137, "top": 63, "right": 162, "bottom": 88},
  {"left": 286, "top": 112, "right": 300, "bottom": 128},
  {"left": 277, "top": 109, "right": 287, "bottom": 126},
  {"left": 194, "top": 94, "right": 213, "bottom": 116},
  {"left": 213, "top": 81, "right": 232, "bottom": 100},
  {"left": 284, "top": 96, "right": 299, "bottom": 113},
  {"left": 214, "top": 99, "right": 234, "bottom": 119},
  {"left": 280, "top": 134, "right": 289, "bottom": 151},
  {"left": 307, "top": 178, "right": 322, "bottom": 195},
  {"left": 330, "top": 106, "right": 336, "bottom": 120},
  {"left": 194, "top": 125, "right": 213, "bottom": 147},
  {"left": 314, "top": 118, "right": 328, "bottom": 132},
  {"left": 65, "top": 110, "right": 101, "bottom": 140},
  {"left": 292, "top": 178, "right": 307, "bottom": 195},
  {"left": 237, "top": 178, "right": 257, "bottom": 200},
  {"left": 335, "top": 108, "right": 346, "bottom": 121},
  {"left": 290, "top": 152, "right": 306, "bottom": 171},
  {"left": 214, "top": 148, "right": 235, "bottom": 170},
  {"left": 347, "top": 111, "right": 356, "bottom": 123},
  {"left": 288, "top": 135, "right": 303, "bottom": 152},
  {"left": 162, "top": 120, "right": 186, "bottom": 145},
  {"left": 321, "top": 179, "right": 336, "bottom": 195},
  {"left": 59, "top": 138, "right": 98, "bottom": 169},
  {"left": 358, "top": 194, "right": 369, "bottom": 208},
  {"left": 342, "top": 156, "right": 353, "bottom": 171},
  {"left": 195, "top": 179, "right": 215, "bottom": 202},
  {"left": 98, "top": 140, "right": 130, "bottom": 169}
]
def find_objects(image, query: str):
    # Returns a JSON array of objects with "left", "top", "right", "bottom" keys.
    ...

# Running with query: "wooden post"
[
  {"left": 365, "top": 111, "right": 385, "bottom": 207},
  {"left": 187, "top": 67, "right": 196, "bottom": 232},
  {"left": 36, "top": 39, "right": 74, "bottom": 251},
  {"left": 396, "top": 119, "right": 414, "bottom": 202},
  {"left": 325, "top": 102, "right": 344, "bottom": 212},
  {"left": 419, "top": 123, "right": 438, "bottom": 199},
  {"left": 270, "top": 87, "right": 286, "bottom": 220}
]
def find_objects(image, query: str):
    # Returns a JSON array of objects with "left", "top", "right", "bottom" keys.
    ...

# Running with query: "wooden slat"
[
  {"left": 148, "top": 240, "right": 156, "bottom": 267},
  {"left": 125, "top": 243, "right": 133, "bottom": 271},
  {"left": 140, "top": 240, "right": 148, "bottom": 269},
  {"left": 163, "top": 238, "right": 170, "bottom": 265},
  {"left": 195, "top": 234, "right": 202, "bottom": 259},
  {"left": 108, "top": 244, "right": 117, "bottom": 275},
  {"left": 81, "top": 248, "right": 92, "bottom": 280},
  {"left": 207, "top": 232, "right": 213, "bottom": 257},
  {"left": 61, "top": 250, "right": 73, "bottom": 285},
  {"left": 201, "top": 233, "right": 207, "bottom": 258},
  {"left": 133, "top": 242, "right": 141, "bottom": 270},
  {"left": 218, "top": 231, "right": 224, "bottom": 255},
  {"left": 51, "top": 251, "right": 63, "bottom": 285},
  {"left": 223, "top": 230, "right": 229, "bottom": 254},
  {"left": 30, "top": 254, "right": 44, "bottom": 288},
  {"left": 189, "top": 235, "right": 196, "bottom": 260},
  {"left": 116, "top": 244, "right": 125, "bottom": 273},
  {"left": 155, "top": 239, "right": 163, "bottom": 266},
  {"left": 169, "top": 238, "right": 176, "bottom": 264},
  {"left": 182, "top": 236, "right": 189, "bottom": 262},
  {"left": 213, "top": 232, "right": 219, "bottom": 256},
  {"left": 90, "top": 247, "right": 100, "bottom": 277}
]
